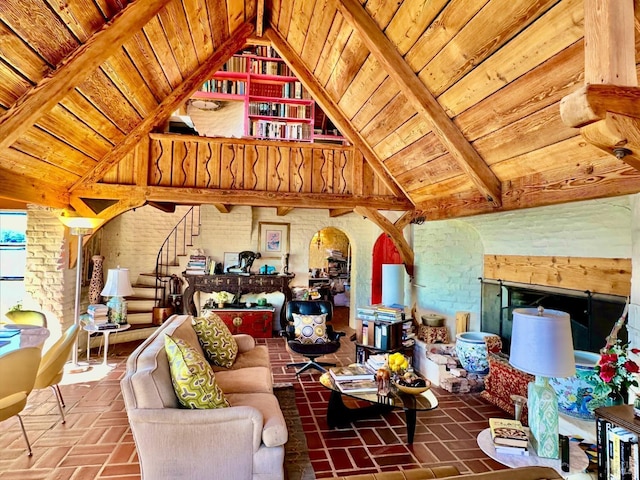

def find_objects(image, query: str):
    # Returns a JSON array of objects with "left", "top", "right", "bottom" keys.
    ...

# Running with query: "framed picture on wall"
[
  {"left": 223, "top": 252, "right": 239, "bottom": 273},
  {"left": 258, "top": 222, "right": 289, "bottom": 257}
]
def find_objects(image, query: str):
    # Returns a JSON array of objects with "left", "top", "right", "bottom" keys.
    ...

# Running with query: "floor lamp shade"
[
  {"left": 101, "top": 268, "right": 134, "bottom": 324},
  {"left": 381, "top": 264, "right": 404, "bottom": 307},
  {"left": 509, "top": 307, "right": 575, "bottom": 459}
]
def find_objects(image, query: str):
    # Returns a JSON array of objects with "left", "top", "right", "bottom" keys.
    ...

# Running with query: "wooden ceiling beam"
[
  {"left": 214, "top": 204, "right": 232, "bottom": 213},
  {"left": 353, "top": 206, "right": 414, "bottom": 277},
  {"left": 0, "top": 0, "right": 173, "bottom": 152},
  {"left": 560, "top": 0, "right": 640, "bottom": 169},
  {"left": 72, "top": 184, "right": 413, "bottom": 210},
  {"left": 329, "top": 208, "right": 353, "bottom": 217},
  {"left": 276, "top": 207, "right": 293, "bottom": 216},
  {"left": 337, "top": 0, "right": 501, "bottom": 208},
  {"left": 71, "top": 21, "right": 256, "bottom": 191},
  {"left": 264, "top": 27, "right": 410, "bottom": 202},
  {"left": 0, "top": 169, "right": 68, "bottom": 208}
]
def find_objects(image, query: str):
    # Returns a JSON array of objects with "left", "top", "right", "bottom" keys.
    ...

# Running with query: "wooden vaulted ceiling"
[{"left": 2, "top": 0, "right": 640, "bottom": 223}]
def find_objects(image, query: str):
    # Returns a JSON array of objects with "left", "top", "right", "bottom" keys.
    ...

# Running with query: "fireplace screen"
[{"left": 480, "top": 279, "right": 627, "bottom": 355}]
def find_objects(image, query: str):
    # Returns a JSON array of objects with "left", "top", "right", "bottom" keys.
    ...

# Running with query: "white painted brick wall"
[{"left": 99, "top": 205, "right": 379, "bottom": 327}]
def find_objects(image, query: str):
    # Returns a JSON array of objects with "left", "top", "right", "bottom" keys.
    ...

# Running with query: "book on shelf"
[
  {"left": 329, "top": 364, "right": 374, "bottom": 381},
  {"left": 488, "top": 418, "right": 529, "bottom": 448},
  {"left": 335, "top": 379, "right": 378, "bottom": 394}
]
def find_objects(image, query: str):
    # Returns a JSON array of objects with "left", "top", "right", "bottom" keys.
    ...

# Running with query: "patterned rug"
[{"left": 274, "top": 384, "right": 315, "bottom": 480}]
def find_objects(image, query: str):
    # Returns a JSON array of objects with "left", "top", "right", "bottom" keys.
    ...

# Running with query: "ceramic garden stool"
[{"left": 455, "top": 331, "right": 502, "bottom": 374}]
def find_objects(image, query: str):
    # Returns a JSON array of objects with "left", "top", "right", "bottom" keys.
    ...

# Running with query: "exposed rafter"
[
  {"left": 0, "top": 0, "right": 173, "bottom": 152},
  {"left": 70, "top": 22, "right": 256, "bottom": 190},
  {"left": 214, "top": 204, "right": 232, "bottom": 213},
  {"left": 71, "top": 184, "right": 413, "bottom": 210},
  {"left": 329, "top": 209, "right": 353, "bottom": 217},
  {"left": 337, "top": 0, "right": 502, "bottom": 207},
  {"left": 264, "top": 27, "right": 410, "bottom": 202},
  {"left": 277, "top": 207, "right": 293, "bottom": 216},
  {"left": 0, "top": 169, "right": 68, "bottom": 208},
  {"left": 353, "top": 206, "right": 414, "bottom": 276}
]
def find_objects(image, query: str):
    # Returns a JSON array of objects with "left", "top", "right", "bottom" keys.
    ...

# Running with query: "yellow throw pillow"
[
  {"left": 192, "top": 313, "right": 239, "bottom": 368},
  {"left": 164, "top": 334, "right": 229, "bottom": 409},
  {"left": 292, "top": 312, "right": 328, "bottom": 344}
]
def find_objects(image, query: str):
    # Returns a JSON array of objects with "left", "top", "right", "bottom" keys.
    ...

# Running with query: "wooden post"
[{"left": 456, "top": 312, "right": 470, "bottom": 335}]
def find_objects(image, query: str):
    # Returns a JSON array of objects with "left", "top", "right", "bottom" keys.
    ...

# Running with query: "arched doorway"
[
  {"left": 308, "top": 227, "right": 350, "bottom": 312},
  {"left": 371, "top": 234, "right": 402, "bottom": 304}
]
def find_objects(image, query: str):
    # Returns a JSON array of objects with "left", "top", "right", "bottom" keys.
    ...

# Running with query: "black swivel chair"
[{"left": 283, "top": 300, "right": 345, "bottom": 375}]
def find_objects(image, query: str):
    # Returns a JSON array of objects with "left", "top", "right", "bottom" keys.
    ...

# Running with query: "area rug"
[{"left": 274, "top": 384, "right": 315, "bottom": 480}]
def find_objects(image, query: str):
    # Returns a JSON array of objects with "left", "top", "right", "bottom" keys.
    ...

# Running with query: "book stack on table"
[
  {"left": 489, "top": 418, "right": 530, "bottom": 456},
  {"left": 329, "top": 365, "right": 377, "bottom": 394}
]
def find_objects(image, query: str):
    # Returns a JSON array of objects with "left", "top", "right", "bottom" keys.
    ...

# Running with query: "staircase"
[{"left": 93, "top": 206, "right": 201, "bottom": 347}]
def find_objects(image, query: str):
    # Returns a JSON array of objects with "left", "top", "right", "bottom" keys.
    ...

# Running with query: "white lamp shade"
[
  {"left": 509, "top": 308, "right": 576, "bottom": 378},
  {"left": 101, "top": 268, "right": 134, "bottom": 297},
  {"left": 381, "top": 264, "right": 404, "bottom": 307}
]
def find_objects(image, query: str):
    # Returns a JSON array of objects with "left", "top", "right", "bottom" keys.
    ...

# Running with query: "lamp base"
[
  {"left": 106, "top": 296, "right": 128, "bottom": 325},
  {"left": 528, "top": 376, "right": 559, "bottom": 459}
]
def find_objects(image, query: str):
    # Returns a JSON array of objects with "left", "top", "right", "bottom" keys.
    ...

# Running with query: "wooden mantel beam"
[
  {"left": 337, "top": 0, "right": 501, "bottom": 207},
  {"left": 0, "top": 0, "right": 173, "bottom": 152},
  {"left": 71, "top": 21, "right": 255, "bottom": 190},
  {"left": 264, "top": 28, "right": 410, "bottom": 201},
  {"left": 353, "top": 206, "right": 414, "bottom": 277},
  {"left": 560, "top": 0, "right": 640, "bottom": 169}
]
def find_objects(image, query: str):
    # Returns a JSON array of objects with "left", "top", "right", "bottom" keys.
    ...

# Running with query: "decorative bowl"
[
  {"left": 394, "top": 379, "right": 431, "bottom": 395},
  {"left": 422, "top": 314, "right": 445, "bottom": 327}
]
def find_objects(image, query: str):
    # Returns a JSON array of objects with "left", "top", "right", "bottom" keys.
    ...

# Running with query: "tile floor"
[{"left": 0, "top": 313, "right": 511, "bottom": 479}]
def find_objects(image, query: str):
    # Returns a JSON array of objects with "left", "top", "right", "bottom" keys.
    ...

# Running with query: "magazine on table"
[
  {"left": 335, "top": 379, "right": 378, "bottom": 393},
  {"left": 329, "top": 364, "right": 374, "bottom": 381}
]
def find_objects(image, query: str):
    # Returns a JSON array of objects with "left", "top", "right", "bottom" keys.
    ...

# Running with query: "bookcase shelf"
[{"left": 191, "top": 45, "right": 346, "bottom": 144}]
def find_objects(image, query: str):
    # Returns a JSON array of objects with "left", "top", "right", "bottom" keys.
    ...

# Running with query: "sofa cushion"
[
  {"left": 226, "top": 392, "right": 288, "bottom": 447},
  {"left": 193, "top": 313, "right": 238, "bottom": 368},
  {"left": 211, "top": 344, "right": 270, "bottom": 372},
  {"left": 292, "top": 312, "right": 328, "bottom": 344},
  {"left": 164, "top": 334, "right": 230, "bottom": 409},
  {"left": 214, "top": 366, "right": 273, "bottom": 393}
]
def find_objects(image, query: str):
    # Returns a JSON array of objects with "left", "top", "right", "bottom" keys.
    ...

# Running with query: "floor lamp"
[{"left": 59, "top": 213, "right": 104, "bottom": 369}]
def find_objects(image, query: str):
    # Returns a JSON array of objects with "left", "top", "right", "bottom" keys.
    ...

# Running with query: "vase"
[
  {"left": 455, "top": 332, "right": 500, "bottom": 374},
  {"left": 89, "top": 255, "right": 104, "bottom": 305},
  {"left": 605, "top": 391, "right": 625, "bottom": 406}
]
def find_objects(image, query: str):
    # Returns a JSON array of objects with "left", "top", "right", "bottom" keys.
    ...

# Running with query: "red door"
[{"left": 371, "top": 234, "right": 402, "bottom": 304}]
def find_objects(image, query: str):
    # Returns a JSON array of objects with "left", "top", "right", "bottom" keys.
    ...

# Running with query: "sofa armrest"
[
  {"left": 128, "top": 405, "right": 265, "bottom": 452},
  {"left": 233, "top": 334, "right": 256, "bottom": 352}
]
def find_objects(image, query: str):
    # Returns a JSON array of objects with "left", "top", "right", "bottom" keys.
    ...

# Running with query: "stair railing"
[{"left": 154, "top": 206, "right": 201, "bottom": 308}]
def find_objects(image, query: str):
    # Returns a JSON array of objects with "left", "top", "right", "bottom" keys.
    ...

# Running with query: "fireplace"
[{"left": 480, "top": 279, "right": 627, "bottom": 354}]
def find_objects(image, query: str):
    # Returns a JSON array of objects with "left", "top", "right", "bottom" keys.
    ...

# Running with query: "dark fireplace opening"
[{"left": 480, "top": 279, "right": 627, "bottom": 355}]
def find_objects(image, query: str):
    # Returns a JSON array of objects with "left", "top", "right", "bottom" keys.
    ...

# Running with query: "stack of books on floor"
[
  {"left": 329, "top": 365, "right": 377, "bottom": 393},
  {"left": 87, "top": 304, "right": 108, "bottom": 323},
  {"left": 489, "top": 418, "right": 530, "bottom": 456}
]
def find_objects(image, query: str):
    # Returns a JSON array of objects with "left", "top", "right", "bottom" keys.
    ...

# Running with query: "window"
[{"left": 0, "top": 211, "right": 27, "bottom": 313}]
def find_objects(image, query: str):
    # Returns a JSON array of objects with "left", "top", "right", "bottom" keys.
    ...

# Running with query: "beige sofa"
[
  {"left": 120, "top": 314, "right": 288, "bottom": 480},
  {"left": 331, "top": 466, "right": 562, "bottom": 479}
]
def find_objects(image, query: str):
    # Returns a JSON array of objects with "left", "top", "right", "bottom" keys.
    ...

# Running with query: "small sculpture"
[
  {"left": 279, "top": 253, "right": 289, "bottom": 276},
  {"left": 227, "top": 251, "right": 261, "bottom": 273}
]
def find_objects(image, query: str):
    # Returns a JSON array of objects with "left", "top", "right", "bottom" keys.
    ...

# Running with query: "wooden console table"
[{"left": 182, "top": 274, "right": 294, "bottom": 325}]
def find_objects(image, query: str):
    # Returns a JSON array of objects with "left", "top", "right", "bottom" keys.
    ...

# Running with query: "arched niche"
[{"left": 308, "top": 227, "right": 351, "bottom": 307}]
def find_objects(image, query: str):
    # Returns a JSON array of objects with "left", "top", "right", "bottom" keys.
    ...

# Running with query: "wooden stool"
[{"left": 418, "top": 325, "right": 450, "bottom": 344}]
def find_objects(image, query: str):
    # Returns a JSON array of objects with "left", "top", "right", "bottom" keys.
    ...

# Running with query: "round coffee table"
[
  {"left": 319, "top": 371, "right": 438, "bottom": 444},
  {"left": 477, "top": 428, "right": 591, "bottom": 478}
]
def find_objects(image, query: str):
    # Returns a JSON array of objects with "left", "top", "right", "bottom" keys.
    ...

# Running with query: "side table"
[
  {"left": 477, "top": 428, "right": 593, "bottom": 479},
  {"left": 83, "top": 323, "right": 130, "bottom": 366}
]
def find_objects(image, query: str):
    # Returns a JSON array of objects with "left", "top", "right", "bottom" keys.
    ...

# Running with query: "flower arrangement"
[
  {"left": 592, "top": 340, "right": 640, "bottom": 399},
  {"left": 203, "top": 291, "right": 234, "bottom": 309}
]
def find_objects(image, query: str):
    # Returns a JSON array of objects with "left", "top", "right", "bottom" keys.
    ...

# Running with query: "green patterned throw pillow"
[
  {"left": 164, "top": 334, "right": 229, "bottom": 409},
  {"left": 292, "top": 312, "right": 328, "bottom": 344},
  {"left": 192, "top": 313, "right": 239, "bottom": 368}
]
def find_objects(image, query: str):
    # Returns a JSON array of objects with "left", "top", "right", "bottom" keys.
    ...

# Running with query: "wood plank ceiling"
[{"left": 1, "top": 0, "right": 640, "bottom": 222}]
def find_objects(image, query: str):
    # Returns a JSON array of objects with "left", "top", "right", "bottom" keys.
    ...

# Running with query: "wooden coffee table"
[{"left": 319, "top": 371, "right": 438, "bottom": 444}]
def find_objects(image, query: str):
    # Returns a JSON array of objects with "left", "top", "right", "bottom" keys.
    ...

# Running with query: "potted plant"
[{"left": 592, "top": 340, "right": 640, "bottom": 405}]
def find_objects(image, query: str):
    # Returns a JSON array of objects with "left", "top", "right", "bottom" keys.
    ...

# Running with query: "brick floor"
[{"left": 0, "top": 313, "right": 509, "bottom": 479}]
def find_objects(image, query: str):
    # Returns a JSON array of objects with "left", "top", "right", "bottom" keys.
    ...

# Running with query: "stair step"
[{"left": 139, "top": 272, "right": 174, "bottom": 278}]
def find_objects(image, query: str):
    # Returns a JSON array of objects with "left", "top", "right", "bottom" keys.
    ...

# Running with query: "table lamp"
[
  {"left": 509, "top": 306, "right": 575, "bottom": 459},
  {"left": 101, "top": 267, "right": 134, "bottom": 324}
]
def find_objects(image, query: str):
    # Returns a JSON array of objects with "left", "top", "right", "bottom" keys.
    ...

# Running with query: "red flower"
[
  {"left": 624, "top": 360, "right": 640, "bottom": 373},
  {"left": 600, "top": 353, "right": 618, "bottom": 364},
  {"left": 632, "top": 348, "right": 640, "bottom": 355},
  {"left": 599, "top": 364, "right": 617, "bottom": 383}
]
